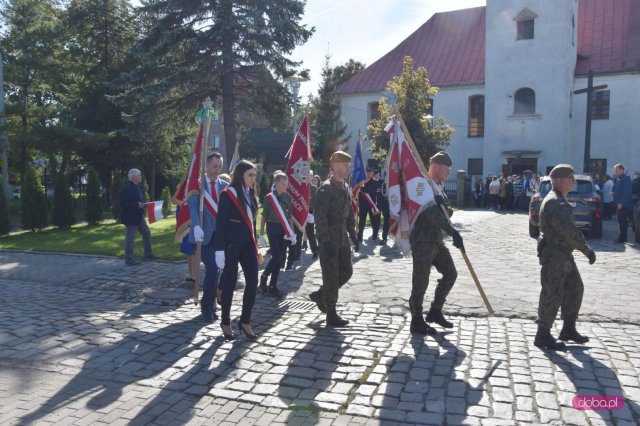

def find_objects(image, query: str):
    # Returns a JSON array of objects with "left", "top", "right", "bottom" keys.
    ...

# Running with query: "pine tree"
[
  {"left": 52, "top": 173, "right": 75, "bottom": 229},
  {"left": 368, "top": 56, "right": 455, "bottom": 161},
  {"left": 161, "top": 186, "right": 172, "bottom": 219},
  {"left": 140, "top": 178, "right": 150, "bottom": 202},
  {"left": 85, "top": 168, "right": 103, "bottom": 224},
  {"left": 259, "top": 172, "right": 269, "bottom": 200},
  {"left": 21, "top": 168, "right": 48, "bottom": 231},
  {"left": 0, "top": 176, "right": 11, "bottom": 235},
  {"left": 110, "top": 172, "right": 125, "bottom": 223}
]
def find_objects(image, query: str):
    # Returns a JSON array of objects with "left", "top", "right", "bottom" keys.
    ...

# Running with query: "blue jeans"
[
  {"left": 200, "top": 238, "right": 219, "bottom": 317},
  {"left": 124, "top": 220, "right": 152, "bottom": 262}
]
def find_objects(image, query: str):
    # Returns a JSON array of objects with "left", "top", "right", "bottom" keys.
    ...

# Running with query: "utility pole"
[
  {"left": 0, "top": 51, "right": 9, "bottom": 197},
  {"left": 573, "top": 69, "right": 608, "bottom": 173}
]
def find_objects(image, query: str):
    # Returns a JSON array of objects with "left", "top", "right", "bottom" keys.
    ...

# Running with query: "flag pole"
[
  {"left": 193, "top": 98, "right": 214, "bottom": 306},
  {"left": 389, "top": 104, "right": 494, "bottom": 316}
]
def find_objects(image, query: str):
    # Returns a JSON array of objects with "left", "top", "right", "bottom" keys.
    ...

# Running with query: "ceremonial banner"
[
  {"left": 145, "top": 201, "right": 164, "bottom": 224},
  {"left": 385, "top": 117, "right": 437, "bottom": 255},
  {"left": 173, "top": 126, "right": 205, "bottom": 242},
  {"left": 285, "top": 114, "right": 312, "bottom": 231},
  {"left": 228, "top": 142, "right": 240, "bottom": 173},
  {"left": 350, "top": 138, "right": 367, "bottom": 215}
]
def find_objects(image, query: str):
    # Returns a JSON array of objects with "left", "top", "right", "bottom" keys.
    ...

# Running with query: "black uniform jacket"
[{"left": 214, "top": 188, "right": 258, "bottom": 252}]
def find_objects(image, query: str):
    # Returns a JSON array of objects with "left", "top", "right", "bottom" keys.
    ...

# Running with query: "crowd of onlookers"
[{"left": 473, "top": 172, "right": 540, "bottom": 211}]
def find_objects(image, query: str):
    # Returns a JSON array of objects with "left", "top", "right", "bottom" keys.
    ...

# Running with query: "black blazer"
[
  {"left": 214, "top": 188, "right": 257, "bottom": 251},
  {"left": 120, "top": 182, "right": 145, "bottom": 226}
]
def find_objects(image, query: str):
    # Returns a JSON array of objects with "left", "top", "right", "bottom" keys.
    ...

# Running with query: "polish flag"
[{"left": 146, "top": 201, "right": 164, "bottom": 224}]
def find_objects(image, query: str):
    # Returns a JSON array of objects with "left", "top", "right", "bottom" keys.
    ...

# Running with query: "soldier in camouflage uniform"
[
  {"left": 409, "top": 151, "right": 464, "bottom": 335},
  {"left": 309, "top": 151, "right": 359, "bottom": 327},
  {"left": 535, "top": 164, "right": 596, "bottom": 351}
]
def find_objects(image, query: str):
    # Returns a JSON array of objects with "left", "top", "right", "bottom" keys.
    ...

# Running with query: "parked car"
[{"left": 529, "top": 174, "right": 603, "bottom": 239}]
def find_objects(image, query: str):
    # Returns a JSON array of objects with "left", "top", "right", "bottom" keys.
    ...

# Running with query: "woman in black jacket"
[{"left": 214, "top": 160, "right": 260, "bottom": 340}]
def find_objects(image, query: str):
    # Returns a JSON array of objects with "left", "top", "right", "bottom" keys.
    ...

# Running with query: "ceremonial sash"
[
  {"left": 362, "top": 192, "right": 380, "bottom": 215},
  {"left": 203, "top": 182, "right": 218, "bottom": 218},
  {"left": 266, "top": 192, "right": 295, "bottom": 239},
  {"left": 223, "top": 187, "right": 261, "bottom": 259}
]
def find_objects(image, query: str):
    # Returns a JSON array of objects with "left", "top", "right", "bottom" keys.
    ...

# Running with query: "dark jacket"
[
  {"left": 120, "top": 181, "right": 145, "bottom": 226},
  {"left": 614, "top": 174, "right": 634, "bottom": 210},
  {"left": 214, "top": 187, "right": 258, "bottom": 251}
]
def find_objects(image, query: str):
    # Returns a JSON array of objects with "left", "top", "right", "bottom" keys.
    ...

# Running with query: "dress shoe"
[
  {"left": 309, "top": 290, "right": 326, "bottom": 313},
  {"left": 219, "top": 323, "right": 235, "bottom": 340},
  {"left": 238, "top": 322, "right": 258, "bottom": 340},
  {"left": 259, "top": 274, "right": 268, "bottom": 292},
  {"left": 559, "top": 320, "right": 589, "bottom": 344},
  {"left": 268, "top": 285, "right": 283, "bottom": 298},
  {"left": 426, "top": 308, "right": 454, "bottom": 328},
  {"left": 614, "top": 238, "right": 627, "bottom": 243},
  {"left": 410, "top": 316, "right": 437, "bottom": 335},
  {"left": 312, "top": 252, "right": 318, "bottom": 260},
  {"left": 534, "top": 325, "right": 566, "bottom": 351},
  {"left": 125, "top": 260, "right": 141, "bottom": 266},
  {"left": 144, "top": 255, "right": 158, "bottom": 261},
  {"left": 201, "top": 311, "right": 215, "bottom": 324},
  {"left": 326, "top": 310, "right": 349, "bottom": 327}
]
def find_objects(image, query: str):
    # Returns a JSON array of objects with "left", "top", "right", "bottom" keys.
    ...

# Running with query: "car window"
[{"left": 539, "top": 179, "right": 593, "bottom": 194}]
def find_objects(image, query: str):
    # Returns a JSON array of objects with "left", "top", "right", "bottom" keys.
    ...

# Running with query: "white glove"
[
  {"left": 307, "top": 214, "right": 315, "bottom": 224},
  {"left": 258, "top": 235, "right": 267, "bottom": 247},
  {"left": 215, "top": 251, "right": 225, "bottom": 270},
  {"left": 289, "top": 235, "right": 297, "bottom": 246},
  {"left": 194, "top": 225, "right": 204, "bottom": 243}
]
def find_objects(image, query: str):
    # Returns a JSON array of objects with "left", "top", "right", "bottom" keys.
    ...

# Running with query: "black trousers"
[
  {"left": 617, "top": 206, "right": 632, "bottom": 241},
  {"left": 357, "top": 206, "right": 380, "bottom": 241},
  {"left": 380, "top": 204, "right": 390, "bottom": 240},
  {"left": 305, "top": 222, "right": 318, "bottom": 254},
  {"left": 285, "top": 229, "right": 303, "bottom": 266},
  {"left": 263, "top": 222, "right": 285, "bottom": 287},
  {"left": 220, "top": 240, "right": 258, "bottom": 325}
]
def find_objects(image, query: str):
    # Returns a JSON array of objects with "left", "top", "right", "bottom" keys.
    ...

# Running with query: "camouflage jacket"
[
  {"left": 539, "top": 189, "right": 590, "bottom": 255},
  {"left": 410, "top": 201, "right": 456, "bottom": 245},
  {"left": 315, "top": 178, "right": 356, "bottom": 246}
]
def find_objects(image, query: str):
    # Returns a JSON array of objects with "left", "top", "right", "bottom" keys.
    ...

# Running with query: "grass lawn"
[{"left": 0, "top": 216, "right": 186, "bottom": 261}]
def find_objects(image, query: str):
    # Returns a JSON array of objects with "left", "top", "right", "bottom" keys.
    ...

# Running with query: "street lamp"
[{"left": 284, "top": 75, "right": 308, "bottom": 134}]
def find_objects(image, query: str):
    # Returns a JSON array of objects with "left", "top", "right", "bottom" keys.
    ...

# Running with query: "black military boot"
[
  {"left": 309, "top": 290, "right": 326, "bottom": 313},
  {"left": 410, "top": 316, "right": 437, "bottom": 335},
  {"left": 426, "top": 308, "right": 454, "bottom": 329},
  {"left": 268, "top": 285, "right": 282, "bottom": 298},
  {"left": 326, "top": 310, "right": 349, "bottom": 327},
  {"left": 259, "top": 274, "right": 268, "bottom": 293},
  {"left": 559, "top": 320, "right": 589, "bottom": 344},
  {"left": 534, "top": 325, "right": 567, "bottom": 351}
]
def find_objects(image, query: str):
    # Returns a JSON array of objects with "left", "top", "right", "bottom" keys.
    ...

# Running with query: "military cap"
[
  {"left": 330, "top": 150, "right": 352, "bottom": 163},
  {"left": 430, "top": 151, "right": 453, "bottom": 166},
  {"left": 549, "top": 164, "right": 575, "bottom": 179}
]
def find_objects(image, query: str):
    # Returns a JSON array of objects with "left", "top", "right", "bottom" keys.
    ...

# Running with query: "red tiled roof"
[
  {"left": 337, "top": 0, "right": 640, "bottom": 94},
  {"left": 576, "top": 0, "right": 640, "bottom": 75}
]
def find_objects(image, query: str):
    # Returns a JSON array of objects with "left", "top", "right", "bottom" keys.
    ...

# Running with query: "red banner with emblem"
[{"left": 285, "top": 114, "right": 312, "bottom": 231}]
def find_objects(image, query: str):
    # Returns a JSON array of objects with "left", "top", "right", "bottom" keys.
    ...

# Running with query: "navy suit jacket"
[{"left": 120, "top": 182, "right": 145, "bottom": 226}]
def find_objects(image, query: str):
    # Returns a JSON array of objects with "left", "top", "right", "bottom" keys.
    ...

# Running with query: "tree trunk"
[
  {"left": 221, "top": 0, "right": 237, "bottom": 158},
  {"left": 150, "top": 159, "right": 156, "bottom": 200}
]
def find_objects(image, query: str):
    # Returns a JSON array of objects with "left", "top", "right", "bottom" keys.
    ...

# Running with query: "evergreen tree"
[
  {"left": 312, "top": 56, "right": 365, "bottom": 165},
  {"left": 0, "top": 176, "right": 11, "bottom": 235},
  {"left": 125, "top": 0, "right": 314, "bottom": 158},
  {"left": 161, "top": 186, "right": 172, "bottom": 218},
  {"left": 52, "top": 172, "right": 75, "bottom": 229},
  {"left": 368, "top": 56, "right": 455, "bottom": 161},
  {"left": 85, "top": 168, "right": 103, "bottom": 224},
  {"left": 21, "top": 168, "right": 48, "bottom": 231},
  {"left": 110, "top": 172, "right": 125, "bottom": 223},
  {"left": 259, "top": 172, "right": 269, "bottom": 200},
  {"left": 140, "top": 177, "right": 150, "bottom": 202}
]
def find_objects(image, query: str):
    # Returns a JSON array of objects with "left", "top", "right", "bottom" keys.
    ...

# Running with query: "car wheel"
[
  {"left": 529, "top": 222, "right": 540, "bottom": 239},
  {"left": 591, "top": 220, "right": 602, "bottom": 238}
]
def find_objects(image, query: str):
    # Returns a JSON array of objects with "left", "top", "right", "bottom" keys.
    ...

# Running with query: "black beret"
[
  {"left": 430, "top": 151, "right": 453, "bottom": 166},
  {"left": 549, "top": 164, "right": 575, "bottom": 179}
]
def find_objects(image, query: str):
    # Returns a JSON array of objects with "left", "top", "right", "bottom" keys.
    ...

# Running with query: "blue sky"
[{"left": 291, "top": 0, "right": 486, "bottom": 99}]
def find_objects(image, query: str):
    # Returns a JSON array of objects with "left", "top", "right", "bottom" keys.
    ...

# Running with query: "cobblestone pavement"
[{"left": 1, "top": 210, "right": 639, "bottom": 425}]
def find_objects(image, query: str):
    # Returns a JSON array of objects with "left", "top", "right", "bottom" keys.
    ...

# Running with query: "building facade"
[{"left": 337, "top": 0, "right": 640, "bottom": 178}]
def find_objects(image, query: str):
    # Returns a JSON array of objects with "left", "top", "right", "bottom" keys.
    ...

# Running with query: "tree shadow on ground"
[
  {"left": 542, "top": 345, "right": 640, "bottom": 424},
  {"left": 379, "top": 331, "right": 499, "bottom": 423},
  {"left": 276, "top": 325, "right": 347, "bottom": 425}
]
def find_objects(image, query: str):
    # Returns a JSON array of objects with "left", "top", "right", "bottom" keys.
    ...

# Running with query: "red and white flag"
[
  {"left": 385, "top": 117, "right": 437, "bottom": 255},
  {"left": 145, "top": 201, "right": 164, "bottom": 224},
  {"left": 172, "top": 125, "right": 204, "bottom": 242},
  {"left": 266, "top": 192, "right": 295, "bottom": 240},
  {"left": 285, "top": 114, "right": 312, "bottom": 231}
]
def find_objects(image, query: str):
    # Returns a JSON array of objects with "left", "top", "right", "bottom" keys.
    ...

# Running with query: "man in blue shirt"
[{"left": 613, "top": 164, "right": 634, "bottom": 243}]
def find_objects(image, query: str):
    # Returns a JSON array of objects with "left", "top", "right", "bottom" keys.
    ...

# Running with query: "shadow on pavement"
[{"left": 542, "top": 346, "right": 640, "bottom": 424}]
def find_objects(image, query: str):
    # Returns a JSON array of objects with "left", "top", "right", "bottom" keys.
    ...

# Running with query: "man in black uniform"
[
  {"left": 373, "top": 168, "right": 390, "bottom": 244},
  {"left": 357, "top": 165, "right": 382, "bottom": 243},
  {"left": 310, "top": 151, "right": 359, "bottom": 327}
]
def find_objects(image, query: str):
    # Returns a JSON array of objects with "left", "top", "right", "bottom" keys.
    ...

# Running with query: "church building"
[{"left": 337, "top": 0, "right": 640, "bottom": 177}]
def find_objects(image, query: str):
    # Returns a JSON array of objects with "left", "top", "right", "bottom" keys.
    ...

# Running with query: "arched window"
[
  {"left": 514, "top": 88, "right": 535, "bottom": 114},
  {"left": 468, "top": 95, "right": 484, "bottom": 137}
]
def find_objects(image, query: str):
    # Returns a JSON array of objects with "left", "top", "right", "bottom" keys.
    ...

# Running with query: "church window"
[
  {"left": 514, "top": 88, "right": 536, "bottom": 114},
  {"left": 468, "top": 95, "right": 484, "bottom": 137},
  {"left": 591, "top": 90, "right": 610, "bottom": 120}
]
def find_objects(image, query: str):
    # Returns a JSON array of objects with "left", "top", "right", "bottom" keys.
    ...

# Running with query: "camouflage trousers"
[
  {"left": 319, "top": 244, "right": 353, "bottom": 311},
  {"left": 537, "top": 254, "right": 584, "bottom": 328},
  {"left": 409, "top": 241, "right": 458, "bottom": 317}
]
